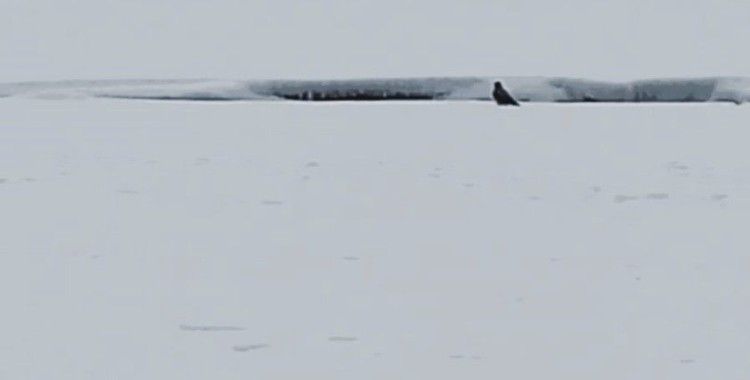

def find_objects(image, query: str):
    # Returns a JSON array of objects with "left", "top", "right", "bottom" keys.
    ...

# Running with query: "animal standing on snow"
[{"left": 492, "top": 81, "right": 520, "bottom": 106}]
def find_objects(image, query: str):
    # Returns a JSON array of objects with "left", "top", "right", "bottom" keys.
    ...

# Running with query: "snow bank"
[
  {"left": 712, "top": 77, "right": 750, "bottom": 104},
  {"left": 252, "top": 78, "right": 486, "bottom": 101},
  {"left": 506, "top": 77, "right": 748, "bottom": 104},
  {"left": 1, "top": 77, "right": 749, "bottom": 103},
  {"left": 0, "top": 80, "right": 258, "bottom": 101}
]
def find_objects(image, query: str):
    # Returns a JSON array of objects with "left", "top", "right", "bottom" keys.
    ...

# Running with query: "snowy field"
[{"left": 2, "top": 99, "right": 750, "bottom": 379}]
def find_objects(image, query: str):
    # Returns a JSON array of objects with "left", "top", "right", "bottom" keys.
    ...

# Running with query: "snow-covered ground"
[{"left": 2, "top": 99, "right": 749, "bottom": 379}]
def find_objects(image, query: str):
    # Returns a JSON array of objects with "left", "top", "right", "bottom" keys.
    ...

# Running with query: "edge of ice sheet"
[{"left": 1, "top": 77, "right": 749, "bottom": 104}]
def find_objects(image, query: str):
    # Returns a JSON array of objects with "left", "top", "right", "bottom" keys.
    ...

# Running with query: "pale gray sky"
[{"left": 2, "top": 0, "right": 749, "bottom": 81}]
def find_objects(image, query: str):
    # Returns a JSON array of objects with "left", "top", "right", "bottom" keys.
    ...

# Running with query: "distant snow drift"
[{"left": 1, "top": 77, "right": 749, "bottom": 104}]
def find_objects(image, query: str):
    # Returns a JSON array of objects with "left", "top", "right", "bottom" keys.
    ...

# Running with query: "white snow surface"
[
  {"left": 2, "top": 77, "right": 750, "bottom": 103},
  {"left": 2, "top": 99, "right": 750, "bottom": 379}
]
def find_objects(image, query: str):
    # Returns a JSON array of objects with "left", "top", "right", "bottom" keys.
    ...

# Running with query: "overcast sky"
[{"left": 2, "top": 0, "right": 749, "bottom": 81}]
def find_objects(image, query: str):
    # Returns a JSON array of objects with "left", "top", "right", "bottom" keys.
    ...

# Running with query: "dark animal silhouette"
[{"left": 492, "top": 81, "right": 520, "bottom": 106}]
